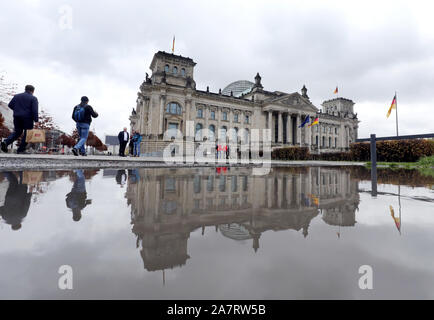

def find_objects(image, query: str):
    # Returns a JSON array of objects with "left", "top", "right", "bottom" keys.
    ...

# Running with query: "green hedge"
[
  {"left": 272, "top": 139, "right": 434, "bottom": 162},
  {"left": 271, "top": 147, "right": 310, "bottom": 160}
]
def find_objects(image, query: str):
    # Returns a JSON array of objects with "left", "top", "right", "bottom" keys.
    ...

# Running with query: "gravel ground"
[{"left": 0, "top": 153, "right": 366, "bottom": 170}]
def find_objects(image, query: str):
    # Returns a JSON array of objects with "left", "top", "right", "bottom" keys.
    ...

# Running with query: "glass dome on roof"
[
  {"left": 222, "top": 80, "right": 254, "bottom": 97},
  {"left": 219, "top": 223, "right": 252, "bottom": 241}
]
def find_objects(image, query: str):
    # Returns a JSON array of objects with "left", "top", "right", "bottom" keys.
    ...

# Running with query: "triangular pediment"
[{"left": 265, "top": 92, "right": 318, "bottom": 112}]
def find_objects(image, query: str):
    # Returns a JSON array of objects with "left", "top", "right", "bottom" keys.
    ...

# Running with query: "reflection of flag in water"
[
  {"left": 390, "top": 205, "right": 401, "bottom": 233},
  {"left": 308, "top": 194, "right": 319, "bottom": 206}
]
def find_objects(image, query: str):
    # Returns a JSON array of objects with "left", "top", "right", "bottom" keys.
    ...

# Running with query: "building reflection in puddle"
[{"left": 125, "top": 167, "right": 360, "bottom": 273}]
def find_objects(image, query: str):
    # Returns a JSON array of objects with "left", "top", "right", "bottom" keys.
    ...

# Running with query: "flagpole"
[
  {"left": 395, "top": 91, "right": 399, "bottom": 136},
  {"left": 398, "top": 184, "right": 401, "bottom": 235}
]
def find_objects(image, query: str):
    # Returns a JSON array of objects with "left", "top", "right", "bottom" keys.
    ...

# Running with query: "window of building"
[
  {"left": 322, "top": 136, "right": 325, "bottom": 147},
  {"left": 173, "top": 66, "right": 178, "bottom": 74},
  {"left": 219, "top": 176, "right": 226, "bottom": 192},
  {"left": 207, "top": 175, "right": 214, "bottom": 192},
  {"left": 315, "top": 135, "right": 318, "bottom": 145},
  {"left": 210, "top": 110, "right": 215, "bottom": 120},
  {"left": 231, "top": 176, "right": 238, "bottom": 192},
  {"left": 197, "top": 108, "right": 203, "bottom": 118},
  {"left": 335, "top": 127, "right": 338, "bottom": 134},
  {"left": 232, "top": 127, "right": 238, "bottom": 142},
  {"left": 181, "top": 68, "right": 185, "bottom": 76},
  {"left": 164, "top": 64, "right": 169, "bottom": 73},
  {"left": 245, "top": 115, "right": 249, "bottom": 124},
  {"left": 243, "top": 128, "right": 249, "bottom": 144},
  {"left": 234, "top": 114, "right": 239, "bottom": 123},
  {"left": 168, "top": 123, "right": 179, "bottom": 139},
  {"left": 195, "top": 123, "right": 203, "bottom": 141},
  {"left": 222, "top": 111, "right": 228, "bottom": 121},
  {"left": 165, "top": 177, "right": 176, "bottom": 192},
  {"left": 242, "top": 176, "right": 248, "bottom": 191},
  {"left": 335, "top": 137, "right": 337, "bottom": 148},
  {"left": 329, "top": 137, "right": 332, "bottom": 147},
  {"left": 166, "top": 102, "right": 182, "bottom": 115},
  {"left": 220, "top": 126, "right": 227, "bottom": 141},
  {"left": 209, "top": 125, "right": 216, "bottom": 141},
  {"left": 194, "top": 175, "right": 201, "bottom": 193}
]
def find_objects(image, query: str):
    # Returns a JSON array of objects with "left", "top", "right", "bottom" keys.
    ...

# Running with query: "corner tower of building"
[{"left": 149, "top": 51, "right": 197, "bottom": 88}]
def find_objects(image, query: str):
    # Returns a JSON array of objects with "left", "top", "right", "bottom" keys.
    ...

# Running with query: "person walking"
[
  {"left": 71, "top": 96, "right": 98, "bottom": 156},
  {"left": 132, "top": 131, "right": 142, "bottom": 157},
  {"left": 118, "top": 127, "right": 129, "bottom": 157},
  {"left": 1, "top": 85, "right": 39, "bottom": 154}
]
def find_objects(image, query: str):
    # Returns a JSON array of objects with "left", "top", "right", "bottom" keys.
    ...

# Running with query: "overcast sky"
[{"left": 0, "top": 0, "right": 433, "bottom": 137}]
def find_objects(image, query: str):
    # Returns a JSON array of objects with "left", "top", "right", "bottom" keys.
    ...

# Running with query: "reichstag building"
[{"left": 130, "top": 51, "right": 359, "bottom": 155}]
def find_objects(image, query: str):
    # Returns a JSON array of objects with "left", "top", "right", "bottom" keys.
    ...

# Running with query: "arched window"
[
  {"left": 220, "top": 126, "right": 227, "bottom": 142},
  {"left": 164, "top": 64, "right": 169, "bottom": 73},
  {"left": 166, "top": 102, "right": 182, "bottom": 115},
  {"left": 209, "top": 125, "right": 216, "bottom": 141},
  {"left": 243, "top": 128, "right": 249, "bottom": 144},
  {"left": 173, "top": 66, "right": 178, "bottom": 74},
  {"left": 181, "top": 68, "right": 186, "bottom": 76},
  {"left": 232, "top": 127, "right": 239, "bottom": 142},
  {"left": 195, "top": 123, "right": 203, "bottom": 141}
]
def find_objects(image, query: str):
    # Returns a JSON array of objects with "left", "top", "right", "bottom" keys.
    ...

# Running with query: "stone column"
[
  {"left": 306, "top": 117, "right": 311, "bottom": 149},
  {"left": 159, "top": 95, "right": 166, "bottom": 135},
  {"left": 267, "top": 176, "right": 273, "bottom": 208},
  {"left": 278, "top": 112, "right": 283, "bottom": 143},
  {"left": 296, "top": 113, "right": 301, "bottom": 145},
  {"left": 287, "top": 114, "right": 293, "bottom": 145},
  {"left": 268, "top": 111, "right": 272, "bottom": 130}
]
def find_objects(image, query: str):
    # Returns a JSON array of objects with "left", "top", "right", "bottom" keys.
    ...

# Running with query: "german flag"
[
  {"left": 308, "top": 117, "right": 319, "bottom": 127},
  {"left": 333, "top": 86, "right": 338, "bottom": 94},
  {"left": 386, "top": 94, "right": 397, "bottom": 118}
]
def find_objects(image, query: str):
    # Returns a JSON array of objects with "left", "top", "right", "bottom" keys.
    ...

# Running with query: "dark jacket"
[
  {"left": 8, "top": 92, "right": 39, "bottom": 122},
  {"left": 0, "top": 172, "right": 32, "bottom": 229},
  {"left": 72, "top": 104, "right": 98, "bottom": 124},
  {"left": 118, "top": 131, "right": 129, "bottom": 144}
]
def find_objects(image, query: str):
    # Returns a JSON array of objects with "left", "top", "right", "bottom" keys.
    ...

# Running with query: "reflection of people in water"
[
  {"left": 116, "top": 170, "right": 127, "bottom": 187},
  {"left": 0, "top": 172, "right": 32, "bottom": 231},
  {"left": 65, "top": 169, "right": 91, "bottom": 222}
]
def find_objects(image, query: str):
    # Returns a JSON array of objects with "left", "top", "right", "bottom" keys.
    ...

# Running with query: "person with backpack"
[
  {"left": 71, "top": 96, "right": 98, "bottom": 156},
  {"left": 132, "top": 131, "right": 142, "bottom": 157}
]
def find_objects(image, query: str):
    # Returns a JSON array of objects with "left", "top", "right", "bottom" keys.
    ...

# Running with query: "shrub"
[
  {"left": 350, "top": 139, "right": 434, "bottom": 162},
  {"left": 271, "top": 147, "right": 310, "bottom": 160},
  {"left": 271, "top": 139, "right": 434, "bottom": 162}
]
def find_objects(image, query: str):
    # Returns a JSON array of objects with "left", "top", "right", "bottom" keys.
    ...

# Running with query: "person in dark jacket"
[
  {"left": 118, "top": 127, "right": 129, "bottom": 157},
  {"left": 71, "top": 96, "right": 98, "bottom": 156},
  {"left": 1, "top": 85, "right": 39, "bottom": 154},
  {"left": 65, "top": 169, "right": 91, "bottom": 222},
  {"left": 0, "top": 172, "right": 32, "bottom": 230}
]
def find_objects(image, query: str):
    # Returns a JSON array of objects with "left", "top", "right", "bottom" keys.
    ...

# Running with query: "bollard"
[{"left": 370, "top": 134, "right": 377, "bottom": 197}]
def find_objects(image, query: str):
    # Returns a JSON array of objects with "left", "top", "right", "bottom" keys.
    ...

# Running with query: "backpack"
[{"left": 73, "top": 105, "right": 86, "bottom": 122}]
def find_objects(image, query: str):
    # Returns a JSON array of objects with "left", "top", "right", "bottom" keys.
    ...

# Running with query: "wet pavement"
[{"left": 0, "top": 166, "right": 433, "bottom": 299}]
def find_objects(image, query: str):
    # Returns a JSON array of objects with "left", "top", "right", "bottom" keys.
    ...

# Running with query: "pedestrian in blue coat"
[{"left": 1, "top": 85, "right": 39, "bottom": 154}]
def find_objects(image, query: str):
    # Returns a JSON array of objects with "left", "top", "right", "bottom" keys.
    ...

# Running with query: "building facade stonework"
[{"left": 130, "top": 51, "right": 359, "bottom": 155}]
